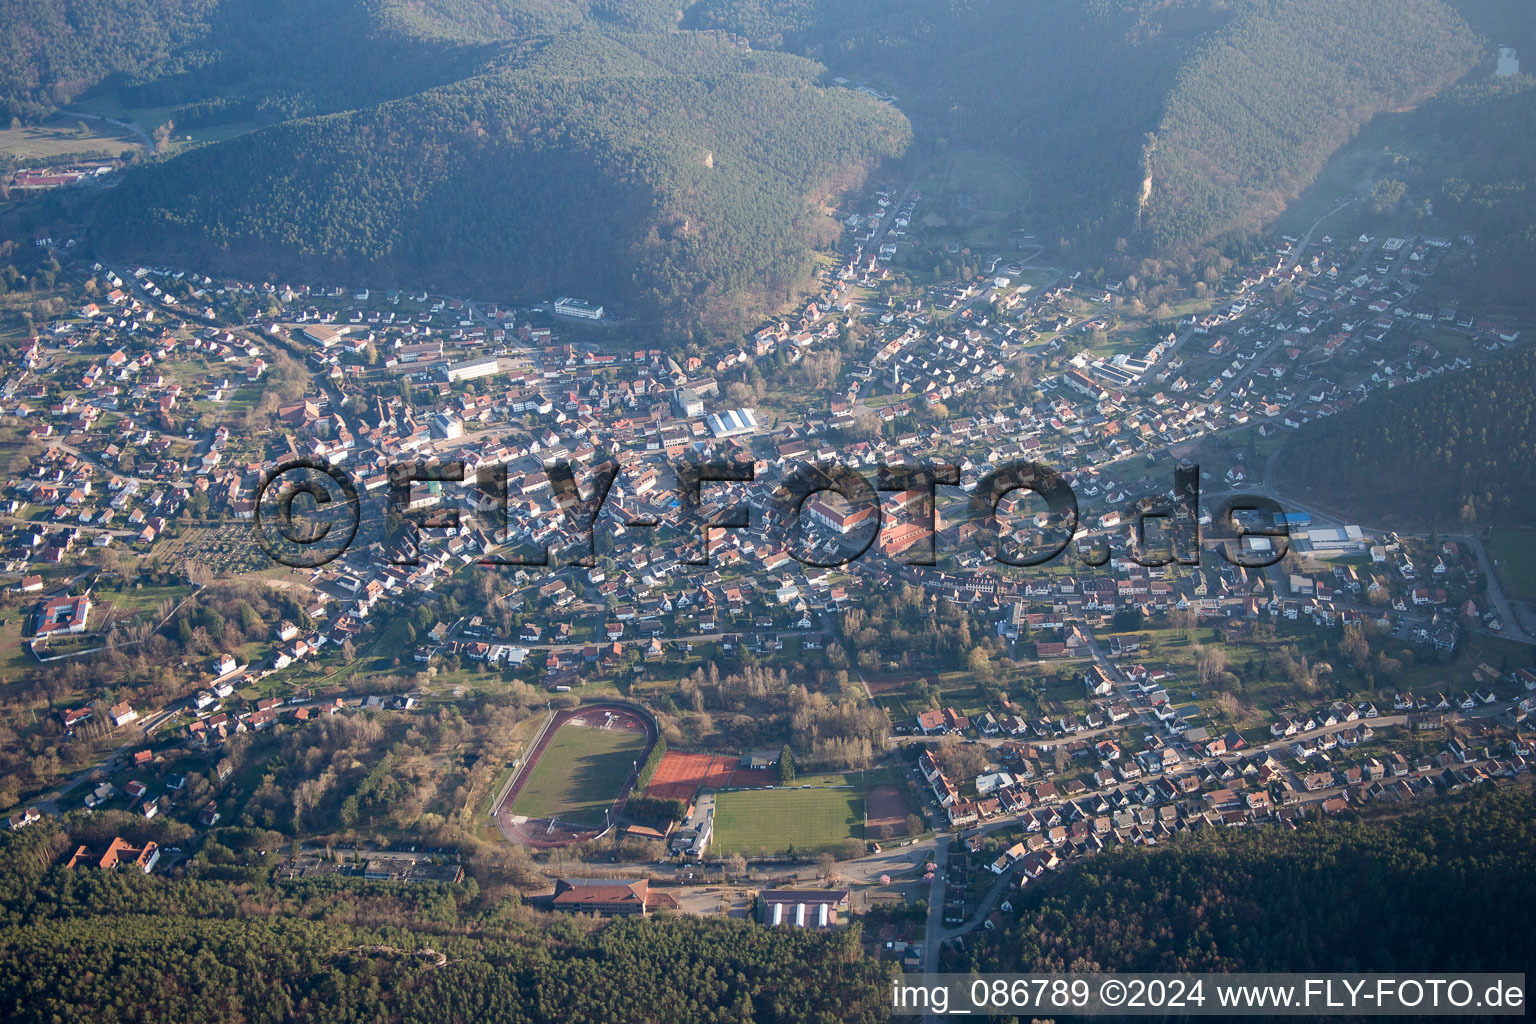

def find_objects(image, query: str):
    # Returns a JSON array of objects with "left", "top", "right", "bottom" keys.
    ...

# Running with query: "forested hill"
[
  {"left": 0, "top": 820, "right": 891, "bottom": 1024},
  {"left": 95, "top": 30, "right": 909, "bottom": 335},
  {"left": 0, "top": 1, "right": 724, "bottom": 130},
  {"left": 1280, "top": 0, "right": 1536, "bottom": 312},
  {"left": 0, "top": 0, "right": 508, "bottom": 124},
  {"left": 1402, "top": 76, "right": 1536, "bottom": 309},
  {"left": 7, "top": 0, "right": 1505, "bottom": 334},
  {"left": 965, "top": 786, "right": 1536, "bottom": 974},
  {"left": 689, "top": 0, "right": 1482, "bottom": 252},
  {"left": 1278, "top": 347, "right": 1536, "bottom": 529},
  {"left": 0, "top": 0, "right": 222, "bottom": 121},
  {"left": 1143, "top": 0, "right": 1480, "bottom": 248}
]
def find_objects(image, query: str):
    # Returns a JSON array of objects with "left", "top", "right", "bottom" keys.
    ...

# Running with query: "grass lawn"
[
  {"left": 864, "top": 391, "right": 918, "bottom": 410},
  {"left": 1489, "top": 529, "right": 1536, "bottom": 602},
  {"left": 712, "top": 775, "right": 866, "bottom": 854},
  {"left": 89, "top": 580, "right": 192, "bottom": 621},
  {"left": 508, "top": 722, "right": 646, "bottom": 826},
  {"left": 65, "top": 95, "right": 257, "bottom": 151},
  {"left": 0, "top": 611, "right": 36, "bottom": 691}
]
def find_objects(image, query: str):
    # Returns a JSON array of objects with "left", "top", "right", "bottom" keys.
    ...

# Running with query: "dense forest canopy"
[
  {"left": 1144, "top": 0, "right": 1480, "bottom": 248},
  {"left": 1279, "top": 346, "right": 1536, "bottom": 528},
  {"left": 5, "top": 2, "right": 912, "bottom": 343},
  {"left": 689, "top": 0, "right": 1483, "bottom": 251},
  {"left": 0, "top": 818, "right": 893, "bottom": 1024},
  {"left": 0, "top": 0, "right": 514, "bottom": 123},
  {"left": 0, "top": 1, "right": 725, "bottom": 125},
  {"left": 1417, "top": 76, "right": 1536, "bottom": 306},
  {"left": 95, "top": 28, "right": 909, "bottom": 335},
  {"left": 4, "top": 0, "right": 1522, "bottom": 340},
  {"left": 1281, "top": 0, "right": 1536, "bottom": 314},
  {"left": 965, "top": 787, "right": 1536, "bottom": 974},
  {"left": 0, "top": 0, "right": 222, "bottom": 120}
]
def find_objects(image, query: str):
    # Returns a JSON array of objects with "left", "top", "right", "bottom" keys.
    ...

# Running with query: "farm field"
[
  {"left": 712, "top": 774, "right": 867, "bottom": 854},
  {"left": 508, "top": 721, "right": 646, "bottom": 826},
  {"left": 0, "top": 115, "right": 143, "bottom": 161},
  {"left": 941, "top": 148, "right": 1031, "bottom": 215}
]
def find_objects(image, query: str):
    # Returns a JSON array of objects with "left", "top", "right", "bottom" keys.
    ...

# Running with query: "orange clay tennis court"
[{"left": 644, "top": 751, "right": 742, "bottom": 802}]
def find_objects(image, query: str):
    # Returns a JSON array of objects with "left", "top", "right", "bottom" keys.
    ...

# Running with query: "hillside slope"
[
  {"left": 965, "top": 787, "right": 1535, "bottom": 973},
  {"left": 11, "top": 0, "right": 1504, "bottom": 336},
  {"left": 0, "top": 820, "right": 891, "bottom": 1024},
  {"left": 1275, "top": 0, "right": 1536, "bottom": 311},
  {"left": 0, "top": 0, "right": 222, "bottom": 120},
  {"left": 691, "top": 0, "right": 1483, "bottom": 252},
  {"left": 1143, "top": 0, "right": 1482, "bottom": 249},
  {"left": 95, "top": 31, "right": 909, "bottom": 332},
  {"left": 0, "top": 0, "right": 672, "bottom": 124},
  {"left": 1278, "top": 347, "right": 1536, "bottom": 529}
]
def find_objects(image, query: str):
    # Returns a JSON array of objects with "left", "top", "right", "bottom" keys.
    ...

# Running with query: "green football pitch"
[
  {"left": 509, "top": 723, "right": 647, "bottom": 826},
  {"left": 712, "top": 776, "right": 866, "bottom": 854}
]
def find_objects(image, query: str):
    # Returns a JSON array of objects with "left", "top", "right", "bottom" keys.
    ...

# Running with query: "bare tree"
[
  {"left": 815, "top": 851, "right": 837, "bottom": 879},
  {"left": 152, "top": 119, "right": 175, "bottom": 155},
  {"left": 1194, "top": 644, "right": 1228, "bottom": 687}
]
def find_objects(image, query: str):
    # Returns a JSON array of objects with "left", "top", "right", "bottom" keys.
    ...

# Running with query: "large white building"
[
  {"left": 553, "top": 297, "right": 604, "bottom": 321},
  {"left": 705, "top": 408, "right": 757, "bottom": 438},
  {"left": 1294, "top": 524, "right": 1367, "bottom": 555},
  {"left": 36, "top": 594, "right": 91, "bottom": 635},
  {"left": 430, "top": 413, "right": 464, "bottom": 440},
  {"left": 302, "top": 324, "right": 346, "bottom": 347},
  {"left": 443, "top": 356, "right": 502, "bottom": 383}
]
